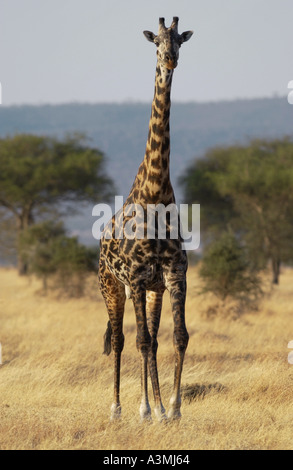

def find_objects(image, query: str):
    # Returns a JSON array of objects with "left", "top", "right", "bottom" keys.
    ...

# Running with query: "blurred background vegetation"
[
  {"left": 180, "top": 137, "right": 293, "bottom": 286},
  {"left": 0, "top": 133, "right": 114, "bottom": 295}
]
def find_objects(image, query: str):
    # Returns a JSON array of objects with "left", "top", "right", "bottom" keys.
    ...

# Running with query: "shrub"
[
  {"left": 199, "top": 231, "right": 263, "bottom": 304},
  {"left": 19, "top": 221, "right": 98, "bottom": 296}
]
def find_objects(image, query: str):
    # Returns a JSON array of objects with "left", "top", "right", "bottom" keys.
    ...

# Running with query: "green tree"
[
  {"left": 180, "top": 137, "right": 293, "bottom": 284},
  {"left": 0, "top": 209, "right": 17, "bottom": 264},
  {"left": 19, "top": 221, "right": 66, "bottom": 291},
  {"left": 0, "top": 134, "right": 114, "bottom": 274},
  {"left": 179, "top": 147, "right": 235, "bottom": 238}
]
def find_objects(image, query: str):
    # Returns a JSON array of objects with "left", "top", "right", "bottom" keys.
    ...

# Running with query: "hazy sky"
[{"left": 1, "top": 0, "right": 293, "bottom": 105}]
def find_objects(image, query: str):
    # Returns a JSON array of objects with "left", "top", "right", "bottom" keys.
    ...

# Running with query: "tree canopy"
[
  {"left": 180, "top": 137, "right": 293, "bottom": 284},
  {"left": 0, "top": 133, "right": 114, "bottom": 273}
]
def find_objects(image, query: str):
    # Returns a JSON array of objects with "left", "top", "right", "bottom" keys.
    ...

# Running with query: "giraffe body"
[{"left": 99, "top": 17, "right": 193, "bottom": 421}]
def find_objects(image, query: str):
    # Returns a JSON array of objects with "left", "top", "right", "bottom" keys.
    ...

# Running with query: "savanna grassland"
[{"left": 0, "top": 266, "right": 293, "bottom": 450}]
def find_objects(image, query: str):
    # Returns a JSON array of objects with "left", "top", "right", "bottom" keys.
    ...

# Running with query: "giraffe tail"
[{"left": 103, "top": 321, "right": 112, "bottom": 356}]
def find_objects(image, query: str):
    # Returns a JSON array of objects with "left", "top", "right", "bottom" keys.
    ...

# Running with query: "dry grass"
[{"left": 0, "top": 266, "right": 293, "bottom": 450}]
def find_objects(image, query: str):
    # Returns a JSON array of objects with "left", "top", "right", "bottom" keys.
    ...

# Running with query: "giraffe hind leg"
[
  {"left": 103, "top": 320, "right": 112, "bottom": 356},
  {"left": 99, "top": 257, "right": 126, "bottom": 420}
]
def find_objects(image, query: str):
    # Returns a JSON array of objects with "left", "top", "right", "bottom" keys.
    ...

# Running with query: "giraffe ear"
[
  {"left": 180, "top": 30, "right": 194, "bottom": 44},
  {"left": 143, "top": 31, "right": 157, "bottom": 43}
]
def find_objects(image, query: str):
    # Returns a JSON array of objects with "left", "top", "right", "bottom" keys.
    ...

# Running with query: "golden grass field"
[{"left": 0, "top": 265, "right": 293, "bottom": 450}]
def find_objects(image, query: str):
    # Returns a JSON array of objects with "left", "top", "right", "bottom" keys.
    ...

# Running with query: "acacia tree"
[
  {"left": 180, "top": 137, "right": 293, "bottom": 284},
  {"left": 0, "top": 133, "right": 114, "bottom": 274}
]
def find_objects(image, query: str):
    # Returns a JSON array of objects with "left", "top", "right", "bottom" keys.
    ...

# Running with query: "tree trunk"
[
  {"left": 42, "top": 276, "right": 48, "bottom": 294},
  {"left": 16, "top": 208, "right": 33, "bottom": 276},
  {"left": 272, "top": 257, "right": 281, "bottom": 285},
  {"left": 18, "top": 256, "right": 28, "bottom": 276}
]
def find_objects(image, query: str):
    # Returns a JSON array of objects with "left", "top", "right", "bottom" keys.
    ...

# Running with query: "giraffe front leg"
[
  {"left": 146, "top": 290, "right": 167, "bottom": 422},
  {"left": 139, "top": 348, "right": 152, "bottom": 421},
  {"left": 106, "top": 317, "right": 125, "bottom": 421},
  {"left": 166, "top": 277, "right": 189, "bottom": 420},
  {"left": 168, "top": 345, "right": 187, "bottom": 420},
  {"left": 149, "top": 339, "right": 167, "bottom": 422},
  {"left": 132, "top": 288, "right": 152, "bottom": 422}
]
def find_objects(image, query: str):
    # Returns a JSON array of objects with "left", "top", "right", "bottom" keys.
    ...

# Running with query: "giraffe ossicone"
[{"left": 99, "top": 17, "right": 194, "bottom": 422}]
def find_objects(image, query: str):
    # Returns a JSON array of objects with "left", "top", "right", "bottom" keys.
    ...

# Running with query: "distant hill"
[{"left": 0, "top": 97, "right": 292, "bottom": 244}]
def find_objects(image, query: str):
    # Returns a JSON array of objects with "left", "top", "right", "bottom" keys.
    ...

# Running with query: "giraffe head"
[{"left": 143, "top": 17, "right": 193, "bottom": 70}]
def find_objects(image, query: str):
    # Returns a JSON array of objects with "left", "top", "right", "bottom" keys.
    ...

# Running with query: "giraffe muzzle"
[{"left": 164, "top": 53, "right": 178, "bottom": 70}]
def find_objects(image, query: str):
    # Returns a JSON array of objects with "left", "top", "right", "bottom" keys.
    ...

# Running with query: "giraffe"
[{"left": 99, "top": 17, "right": 193, "bottom": 422}]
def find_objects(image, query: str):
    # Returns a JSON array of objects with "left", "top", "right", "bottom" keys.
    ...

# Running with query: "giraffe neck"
[{"left": 129, "top": 63, "right": 175, "bottom": 205}]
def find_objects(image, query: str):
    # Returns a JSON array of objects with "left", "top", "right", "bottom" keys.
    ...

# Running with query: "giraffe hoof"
[
  {"left": 140, "top": 402, "right": 152, "bottom": 422},
  {"left": 167, "top": 408, "right": 182, "bottom": 420},
  {"left": 110, "top": 403, "right": 122, "bottom": 421},
  {"left": 154, "top": 405, "right": 167, "bottom": 422},
  {"left": 167, "top": 394, "right": 182, "bottom": 420}
]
